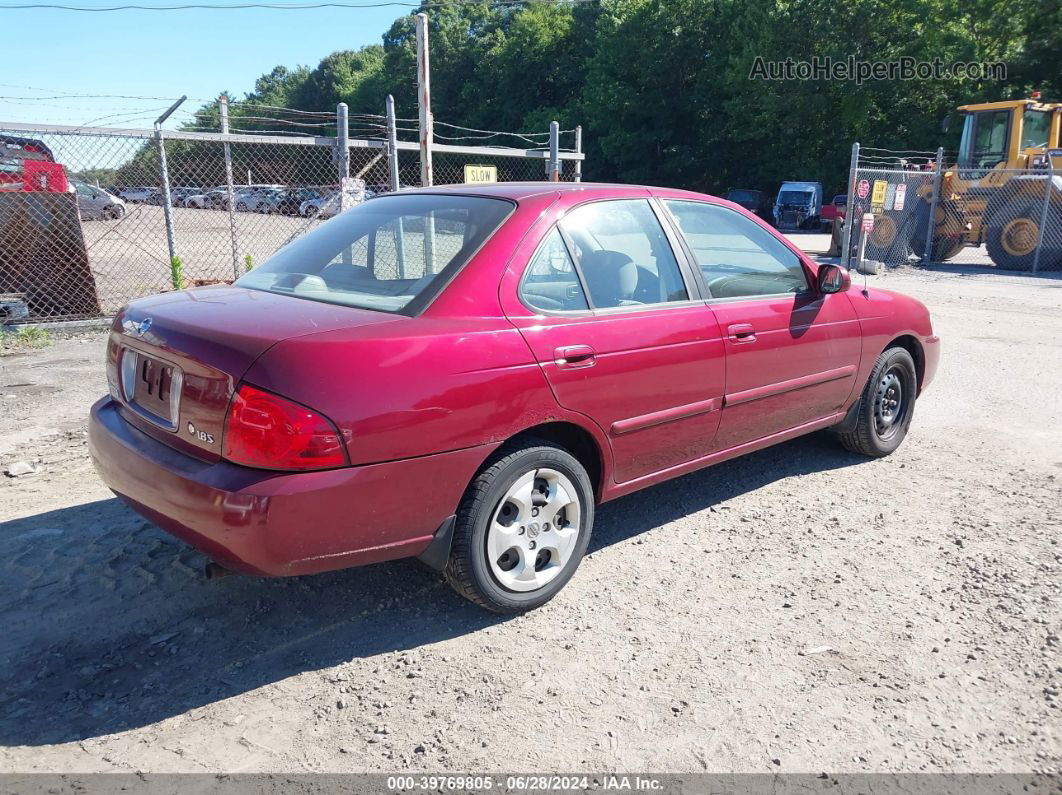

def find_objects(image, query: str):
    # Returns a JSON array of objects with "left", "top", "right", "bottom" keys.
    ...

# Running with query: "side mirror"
[{"left": 817, "top": 263, "right": 850, "bottom": 294}]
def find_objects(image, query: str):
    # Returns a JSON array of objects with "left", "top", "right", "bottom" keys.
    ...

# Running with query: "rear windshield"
[{"left": 237, "top": 193, "right": 513, "bottom": 313}]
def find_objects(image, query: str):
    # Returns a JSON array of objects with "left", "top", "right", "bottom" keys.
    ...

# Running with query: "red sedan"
[{"left": 89, "top": 183, "right": 940, "bottom": 614}]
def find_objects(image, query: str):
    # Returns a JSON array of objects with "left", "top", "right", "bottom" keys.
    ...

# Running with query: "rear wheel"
[
  {"left": 838, "top": 347, "right": 917, "bottom": 458},
  {"left": 445, "top": 440, "right": 593, "bottom": 614}
]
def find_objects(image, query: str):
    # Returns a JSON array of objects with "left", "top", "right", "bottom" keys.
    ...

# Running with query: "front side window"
[
  {"left": 237, "top": 194, "right": 513, "bottom": 313},
  {"left": 664, "top": 200, "right": 808, "bottom": 299},
  {"left": 558, "top": 199, "right": 688, "bottom": 309}
]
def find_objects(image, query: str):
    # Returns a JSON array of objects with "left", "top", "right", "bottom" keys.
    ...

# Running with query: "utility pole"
[{"left": 416, "top": 11, "right": 433, "bottom": 188}]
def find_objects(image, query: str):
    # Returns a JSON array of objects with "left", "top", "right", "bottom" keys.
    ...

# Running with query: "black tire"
[
  {"left": 986, "top": 204, "right": 1041, "bottom": 271},
  {"left": 236, "top": 202, "right": 248, "bottom": 212},
  {"left": 445, "top": 439, "right": 594, "bottom": 614},
  {"left": 303, "top": 204, "right": 319, "bottom": 218},
  {"left": 838, "top": 347, "right": 918, "bottom": 458},
  {"left": 864, "top": 211, "right": 914, "bottom": 265},
  {"left": 911, "top": 200, "right": 966, "bottom": 262}
]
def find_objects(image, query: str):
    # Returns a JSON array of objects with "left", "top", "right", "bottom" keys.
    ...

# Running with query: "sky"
[{"left": 0, "top": 1, "right": 409, "bottom": 130}]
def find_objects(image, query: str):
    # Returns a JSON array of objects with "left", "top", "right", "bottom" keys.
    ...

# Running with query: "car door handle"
[
  {"left": 555, "top": 345, "right": 596, "bottom": 368},
  {"left": 728, "top": 323, "right": 756, "bottom": 342}
]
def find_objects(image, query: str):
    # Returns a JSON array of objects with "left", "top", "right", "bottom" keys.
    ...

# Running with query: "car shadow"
[{"left": 0, "top": 431, "right": 865, "bottom": 746}]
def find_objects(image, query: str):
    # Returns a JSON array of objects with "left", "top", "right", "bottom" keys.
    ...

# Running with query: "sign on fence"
[
  {"left": 893, "top": 183, "right": 907, "bottom": 211},
  {"left": 871, "top": 180, "right": 888, "bottom": 211},
  {"left": 463, "top": 165, "right": 497, "bottom": 184}
]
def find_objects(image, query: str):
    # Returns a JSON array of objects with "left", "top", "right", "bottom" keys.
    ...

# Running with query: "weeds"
[{"left": 0, "top": 326, "right": 53, "bottom": 352}]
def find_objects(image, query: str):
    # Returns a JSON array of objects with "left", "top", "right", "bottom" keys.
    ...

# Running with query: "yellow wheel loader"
[{"left": 865, "top": 97, "right": 1062, "bottom": 270}]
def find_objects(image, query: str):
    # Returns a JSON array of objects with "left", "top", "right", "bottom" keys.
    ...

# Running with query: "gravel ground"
[{"left": 0, "top": 265, "right": 1059, "bottom": 774}]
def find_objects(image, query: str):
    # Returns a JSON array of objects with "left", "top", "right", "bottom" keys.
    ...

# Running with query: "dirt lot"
[
  {"left": 0, "top": 265, "right": 1060, "bottom": 774},
  {"left": 82, "top": 204, "right": 320, "bottom": 313}
]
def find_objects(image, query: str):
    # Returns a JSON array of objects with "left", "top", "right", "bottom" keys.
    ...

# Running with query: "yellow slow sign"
[{"left": 464, "top": 165, "right": 497, "bottom": 184}]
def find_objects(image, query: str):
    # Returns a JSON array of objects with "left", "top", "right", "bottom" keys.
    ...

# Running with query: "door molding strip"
[
  {"left": 611, "top": 396, "right": 720, "bottom": 436},
  {"left": 725, "top": 364, "right": 856, "bottom": 407}
]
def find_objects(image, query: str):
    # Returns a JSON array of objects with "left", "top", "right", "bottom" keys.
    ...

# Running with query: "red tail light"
[{"left": 223, "top": 384, "right": 348, "bottom": 471}]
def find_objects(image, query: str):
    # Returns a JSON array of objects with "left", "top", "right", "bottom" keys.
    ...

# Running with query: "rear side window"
[
  {"left": 519, "top": 228, "right": 589, "bottom": 312},
  {"left": 558, "top": 199, "right": 689, "bottom": 309},
  {"left": 664, "top": 200, "right": 808, "bottom": 299},
  {"left": 237, "top": 194, "right": 513, "bottom": 313}
]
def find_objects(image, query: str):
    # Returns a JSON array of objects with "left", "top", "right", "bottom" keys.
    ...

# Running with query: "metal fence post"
[
  {"left": 153, "top": 96, "right": 185, "bottom": 287},
  {"left": 840, "top": 142, "right": 859, "bottom": 269},
  {"left": 385, "top": 94, "right": 400, "bottom": 193},
  {"left": 548, "top": 121, "right": 560, "bottom": 182},
  {"left": 573, "top": 125, "right": 583, "bottom": 183},
  {"left": 922, "top": 146, "right": 944, "bottom": 264},
  {"left": 336, "top": 102, "right": 351, "bottom": 185},
  {"left": 416, "top": 12, "right": 433, "bottom": 188},
  {"left": 336, "top": 102, "right": 353, "bottom": 267},
  {"left": 219, "top": 95, "right": 240, "bottom": 278},
  {"left": 385, "top": 94, "right": 407, "bottom": 277},
  {"left": 1032, "top": 166, "right": 1054, "bottom": 274}
]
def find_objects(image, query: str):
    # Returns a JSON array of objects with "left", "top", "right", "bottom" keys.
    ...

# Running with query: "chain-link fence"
[
  {"left": 0, "top": 110, "right": 583, "bottom": 323},
  {"left": 842, "top": 145, "right": 1062, "bottom": 273}
]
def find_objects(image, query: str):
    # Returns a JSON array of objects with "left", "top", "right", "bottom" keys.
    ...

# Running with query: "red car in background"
[
  {"left": 89, "top": 183, "right": 939, "bottom": 614},
  {"left": 821, "top": 193, "right": 848, "bottom": 225}
]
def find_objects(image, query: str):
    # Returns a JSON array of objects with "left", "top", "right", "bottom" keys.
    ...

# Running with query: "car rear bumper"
[{"left": 88, "top": 397, "right": 494, "bottom": 577}]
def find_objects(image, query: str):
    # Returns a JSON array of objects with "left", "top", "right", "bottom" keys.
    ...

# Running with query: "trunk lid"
[{"left": 109, "top": 286, "right": 401, "bottom": 461}]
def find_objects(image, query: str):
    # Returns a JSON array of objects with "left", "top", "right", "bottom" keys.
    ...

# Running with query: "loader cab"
[{"left": 956, "top": 100, "right": 1060, "bottom": 177}]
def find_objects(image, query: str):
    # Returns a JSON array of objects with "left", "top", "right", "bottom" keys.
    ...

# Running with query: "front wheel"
[
  {"left": 986, "top": 205, "right": 1040, "bottom": 271},
  {"left": 838, "top": 347, "right": 918, "bottom": 458},
  {"left": 445, "top": 440, "right": 594, "bottom": 614}
]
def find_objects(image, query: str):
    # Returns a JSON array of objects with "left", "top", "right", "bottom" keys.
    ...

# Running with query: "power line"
[{"left": 0, "top": 0, "right": 555, "bottom": 10}]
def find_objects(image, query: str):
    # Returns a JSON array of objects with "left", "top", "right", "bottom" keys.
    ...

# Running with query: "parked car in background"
[
  {"left": 184, "top": 188, "right": 222, "bottom": 209},
  {"left": 118, "top": 186, "right": 156, "bottom": 203},
  {"left": 263, "top": 187, "right": 321, "bottom": 215},
  {"left": 821, "top": 194, "right": 848, "bottom": 228},
  {"left": 169, "top": 187, "right": 202, "bottom": 207},
  {"left": 90, "top": 183, "right": 939, "bottom": 615},
  {"left": 73, "top": 181, "right": 125, "bottom": 220},
  {"left": 233, "top": 185, "right": 283, "bottom": 211},
  {"left": 299, "top": 191, "right": 339, "bottom": 218},
  {"left": 724, "top": 188, "right": 773, "bottom": 224},
  {"left": 250, "top": 188, "right": 286, "bottom": 213}
]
